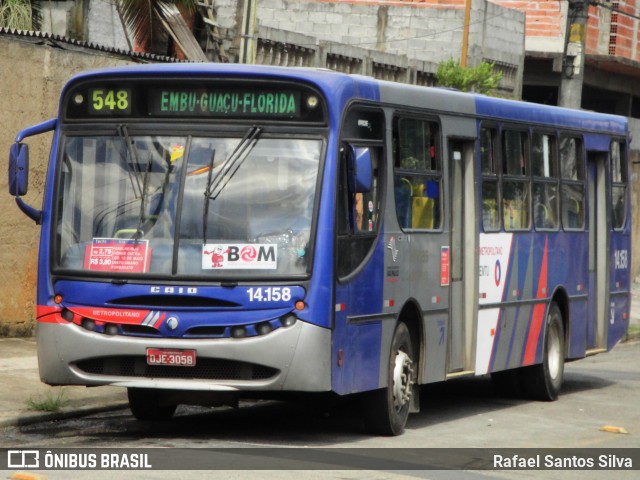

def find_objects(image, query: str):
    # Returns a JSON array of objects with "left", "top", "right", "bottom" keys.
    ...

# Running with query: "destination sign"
[
  {"left": 149, "top": 89, "right": 301, "bottom": 118},
  {"left": 64, "top": 80, "right": 324, "bottom": 122}
]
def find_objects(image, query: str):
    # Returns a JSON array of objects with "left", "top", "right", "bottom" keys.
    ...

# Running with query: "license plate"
[{"left": 146, "top": 348, "right": 196, "bottom": 367}]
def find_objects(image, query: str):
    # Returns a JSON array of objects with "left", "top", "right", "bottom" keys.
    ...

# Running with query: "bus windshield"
[{"left": 55, "top": 133, "right": 322, "bottom": 278}]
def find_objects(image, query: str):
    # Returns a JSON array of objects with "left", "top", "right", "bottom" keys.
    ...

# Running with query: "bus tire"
[
  {"left": 127, "top": 388, "right": 177, "bottom": 421},
  {"left": 522, "top": 302, "right": 565, "bottom": 401},
  {"left": 362, "top": 322, "right": 415, "bottom": 436}
]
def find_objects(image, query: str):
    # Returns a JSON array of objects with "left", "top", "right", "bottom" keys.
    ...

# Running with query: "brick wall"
[{"left": 587, "top": 1, "right": 640, "bottom": 60}]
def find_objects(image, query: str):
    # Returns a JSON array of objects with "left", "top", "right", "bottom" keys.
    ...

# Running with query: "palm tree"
[{"left": 117, "top": 0, "right": 197, "bottom": 54}]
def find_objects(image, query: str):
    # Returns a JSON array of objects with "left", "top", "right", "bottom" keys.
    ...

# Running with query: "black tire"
[
  {"left": 128, "top": 388, "right": 177, "bottom": 421},
  {"left": 362, "top": 322, "right": 416, "bottom": 436},
  {"left": 522, "top": 302, "right": 565, "bottom": 401}
]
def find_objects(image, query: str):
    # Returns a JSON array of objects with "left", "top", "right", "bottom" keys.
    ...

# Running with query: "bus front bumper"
[{"left": 36, "top": 320, "right": 331, "bottom": 393}]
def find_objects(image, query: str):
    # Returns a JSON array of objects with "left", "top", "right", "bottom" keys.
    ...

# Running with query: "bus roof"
[{"left": 62, "top": 63, "right": 628, "bottom": 136}]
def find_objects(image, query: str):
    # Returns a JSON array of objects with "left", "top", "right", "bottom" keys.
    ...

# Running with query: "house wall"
[{"left": 0, "top": 36, "right": 133, "bottom": 335}]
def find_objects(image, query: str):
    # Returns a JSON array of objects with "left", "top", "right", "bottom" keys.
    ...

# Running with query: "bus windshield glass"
[{"left": 55, "top": 133, "right": 322, "bottom": 278}]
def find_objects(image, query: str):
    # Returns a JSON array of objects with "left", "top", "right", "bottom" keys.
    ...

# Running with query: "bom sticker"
[{"left": 202, "top": 244, "right": 277, "bottom": 269}]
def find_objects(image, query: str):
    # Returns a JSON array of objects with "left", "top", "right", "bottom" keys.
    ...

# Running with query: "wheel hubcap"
[
  {"left": 392, "top": 350, "right": 414, "bottom": 410},
  {"left": 548, "top": 322, "right": 561, "bottom": 380}
]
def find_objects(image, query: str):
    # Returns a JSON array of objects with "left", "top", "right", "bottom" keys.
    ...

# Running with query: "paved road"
[{"left": 2, "top": 341, "right": 638, "bottom": 479}]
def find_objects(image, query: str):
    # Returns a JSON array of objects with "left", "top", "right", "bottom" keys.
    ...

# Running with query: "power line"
[
  {"left": 589, "top": 1, "right": 640, "bottom": 21},
  {"left": 258, "top": 9, "right": 513, "bottom": 50}
]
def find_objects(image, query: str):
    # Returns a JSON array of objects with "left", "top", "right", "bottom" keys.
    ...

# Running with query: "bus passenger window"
[
  {"left": 611, "top": 141, "right": 628, "bottom": 230},
  {"left": 532, "top": 132, "right": 559, "bottom": 230},
  {"left": 480, "top": 126, "right": 500, "bottom": 231},
  {"left": 503, "top": 181, "right": 529, "bottom": 230},
  {"left": 482, "top": 181, "right": 499, "bottom": 230},
  {"left": 560, "top": 136, "right": 585, "bottom": 230},
  {"left": 336, "top": 140, "right": 383, "bottom": 278},
  {"left": 502, "top": 129, "right": 530, "bottom": 231},
  {"left": 502, "top": 130, "right": 528, "bottom": 176},
  {"left": 394, "top": 117, "right": 441, "bottom": 230}
]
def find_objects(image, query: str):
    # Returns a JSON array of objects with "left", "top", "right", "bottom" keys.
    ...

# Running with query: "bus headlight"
[
  {"left": 256, "top": 322, "right": 273, "bottom": 335},
  {"left": 104, "top": 324, "right": 119, "bottom": 336},
  {"left": 61, "top": 308, "right": 74, "bottom": 322},
  {"left": 231, "top": 326, "right": 247, "bottom": 338},
  {"left": 82, "top": 319, "right": 96, "bottom": 332},
  {"left": 282, "top": 314, "right": 297, "bottom": 328}
]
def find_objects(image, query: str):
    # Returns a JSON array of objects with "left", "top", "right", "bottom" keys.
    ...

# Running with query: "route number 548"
[{"left": 91, "top": 89, "right": 130, "bottom": 113}]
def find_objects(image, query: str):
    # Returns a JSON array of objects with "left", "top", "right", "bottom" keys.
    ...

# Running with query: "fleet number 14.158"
[{"left": 247, "top": 287, "right": 292, "bottom": 302}]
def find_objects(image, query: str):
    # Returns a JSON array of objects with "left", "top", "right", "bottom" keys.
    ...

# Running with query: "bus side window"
[
  {"left": 532, "top": 132, "right": 559, "bottom": 230},
  {"left": 480, "top": 126, "right": 500, "bottom": 231},
  {"left": 394, "top": 116, "right": 441, "bottom": 230},
  {"left": 611, "top": 140, "right": 628, "bottom": 230},
  {"left": 560, "top": 136, "right": 585, "bottom": 230},
  {"left": 336, "top": 105, "right": 385, "bottom": 279},
  {"left": 502, "top": 129, "right": 530, "bottom": 230}
]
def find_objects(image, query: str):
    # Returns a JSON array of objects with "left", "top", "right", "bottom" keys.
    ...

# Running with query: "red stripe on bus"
[
  {"left": 36, "top": 305, "right": 63, "bottom": 323},
  {"left": 523, "top": 237, "right": 549, "bottom": 366},
  {"left": 69, "top": 307, "right": 151, "bottom": 325}
]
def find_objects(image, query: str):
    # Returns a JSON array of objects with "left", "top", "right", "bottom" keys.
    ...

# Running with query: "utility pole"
[
  {"left": 461, "top": 0, "right": 472, "bottom": 67},
  {"left": 558, "top": 0, "right": 589, "bottom": 109},
  {"left": 238, "top": 0, "right": 258, "bottom": 64}
]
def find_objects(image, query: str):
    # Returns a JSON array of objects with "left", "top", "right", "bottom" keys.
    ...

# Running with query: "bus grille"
[{"left": 75, "top": 356, "right": 279, "bottom": 381}]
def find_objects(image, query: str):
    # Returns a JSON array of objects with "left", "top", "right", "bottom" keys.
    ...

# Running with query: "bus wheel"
[
  {"left": 127, "top": 388, "right": 177, "bottom": 421},
  {"left": 523, "top": 302, "right": 565, "bottom": 401},
  {"left": 362, "top": 322, "right": 415, "bottom": 436}
]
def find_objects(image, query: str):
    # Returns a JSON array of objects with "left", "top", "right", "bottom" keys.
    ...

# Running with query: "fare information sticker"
[{"left": 84, "top": 238, "right": 151, "bottom": 273}]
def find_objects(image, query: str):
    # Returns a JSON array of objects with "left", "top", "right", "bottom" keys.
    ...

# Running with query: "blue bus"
[{"left": 9, "top": 64, "right": 631, "bottom": 435}]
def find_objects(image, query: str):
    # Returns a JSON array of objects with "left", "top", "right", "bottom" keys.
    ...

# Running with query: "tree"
[
  {"left": 435, "top": 59, "right": 503, "bottom": 95},
  {"left": 117, "top": 0, "right": 197, "bottom": 54},
  {"left": 0, "top": 0, "right": 40, "bottom": 30}
]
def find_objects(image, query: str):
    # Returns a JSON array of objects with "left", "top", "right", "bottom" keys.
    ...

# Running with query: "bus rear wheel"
[
  {"left": 522, "top": 302, "right": 565, "bottom": 401},
  {"left": 128, "top": 388, "right": 177, "bottom": 421},
  {"left": 362, "top": 322, "right": 415, "bottom": 436}
]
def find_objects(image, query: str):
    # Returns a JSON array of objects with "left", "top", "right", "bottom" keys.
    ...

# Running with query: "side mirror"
[
  {"left": 9, "top": 142, "right": 29, "bottom": 197},
  {"left": 347, "top": 145, "right": 372, "bottom": 193}
]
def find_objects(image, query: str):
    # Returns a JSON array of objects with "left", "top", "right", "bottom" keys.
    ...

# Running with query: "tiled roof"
[{"left": 0, "top": 27, "right": 185, "bottom": 63}]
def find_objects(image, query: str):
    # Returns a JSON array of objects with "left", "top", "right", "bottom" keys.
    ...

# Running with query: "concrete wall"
[
  {"left": 628, "top": 118, "right": 640, "bottom": 281},
  {"left": 216, "top": 0, "right": 525, "bottom": 95},
  {"left": 86, "top": 0, "right": 129, "bottom": 50},
  {"left": 0, "top": 36, "right": 134, "bottom": 336}
]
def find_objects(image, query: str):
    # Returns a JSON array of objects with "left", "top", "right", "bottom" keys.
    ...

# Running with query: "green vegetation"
[
  {"left": 26, "top": 388, "right": 70, "bottom": 412},
  {"left": 435, "top": 59, "right": 503, "bottom": 95},
  {"left": 0, "top": 0, "right": 40, "bottom": 30},
  {"left": 626, "top": 325, "right": 640, "bottom": 342}
]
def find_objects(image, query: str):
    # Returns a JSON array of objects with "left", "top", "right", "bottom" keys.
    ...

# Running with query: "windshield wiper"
[
  {"left": 133, "top": 156, "right": 152, "bottom": 240},
  {"left": 202, "top": 126, "right": 263, "bottom": 244},
  {"left": 117, "top": 125, "right": 157, "bottom": 241},
  {"left": 202, "top": 148, "right": 216, "bottom": 245},
  {"left": 118, "top": 124, "right": 144, "bottom": 198},
  {"left": 205, "top": 126, "right": 262, "bottom": 200}
]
